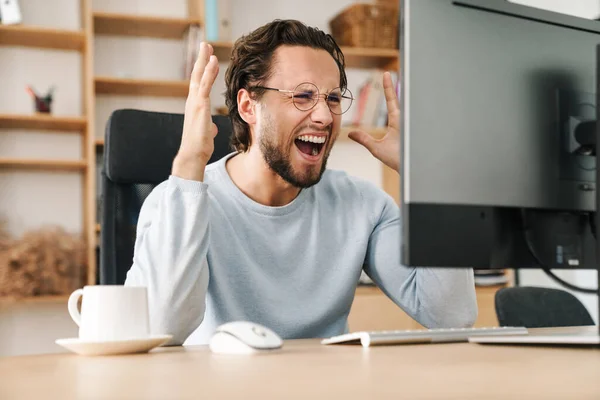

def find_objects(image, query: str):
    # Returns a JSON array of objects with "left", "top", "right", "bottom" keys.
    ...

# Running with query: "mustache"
[{"left": 294, "top": 124, "right": 332, "bottom": 136}]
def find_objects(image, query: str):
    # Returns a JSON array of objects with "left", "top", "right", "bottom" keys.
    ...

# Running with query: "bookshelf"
[
  {"left": 95, "top": 76, "right": 189, "bottom": 97},
  {"left": 0, "top": 113, "right": 87, "bottom": 132},
  {"left": 93, "top": 12, "right": 201, "bottom": 39},
  {"left": 0, "top": 24, "right": 86, "bottom": 51},
  {"left": 0, "top": 0, "right": 96, "bottom": 303},
  {"left": 205, "top": 41, "right": 398, "bottom": 70},
  {"left": 0, "top": 158, "right": 87, "bottom": 171}
]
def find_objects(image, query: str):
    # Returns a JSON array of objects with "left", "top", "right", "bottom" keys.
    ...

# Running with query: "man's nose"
[{"left": 310, "top": 97, "right": 333, "bottom": 126}]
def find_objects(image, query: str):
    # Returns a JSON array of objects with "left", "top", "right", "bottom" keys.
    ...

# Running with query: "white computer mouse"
[{"left": 209, "top": 321, "right": 283, "bottom": 355}]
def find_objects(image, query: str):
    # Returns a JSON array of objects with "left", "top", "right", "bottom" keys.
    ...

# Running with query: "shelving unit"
[
  {"left": 341, "top": 47, "right": 399, "bottom": 70},
  {"left": 0, "top": 0, "right": 96, "bottom": 303},
  {"left": 0, "top": 158, "right": 87, "bottom": 171},
  {"left": 204, "top": 41, "right": 398, "bottom": 70},
  {"left": 0, "top": 24, "right": 86, "bottom": 51},
  {"left": 0, "top": 114, "right": 87, "bottom": 132},
  {"left": 95, "top": 76, "right": 189, "bottom": 97},
  {"left": 92, "top": 43, "right": 397, "bottom": 99},
  {"left": 93, "top": 12, "right": 201, "bottom": 39}
]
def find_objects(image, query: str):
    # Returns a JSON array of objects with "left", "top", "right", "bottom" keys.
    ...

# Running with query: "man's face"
[{"left": 254, "top": 45, "right": 342, "bottom": 188}]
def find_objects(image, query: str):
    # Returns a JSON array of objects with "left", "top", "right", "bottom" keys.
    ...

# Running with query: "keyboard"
[{"left": 321, "top": 326, "right": 528, "bottom": 347}]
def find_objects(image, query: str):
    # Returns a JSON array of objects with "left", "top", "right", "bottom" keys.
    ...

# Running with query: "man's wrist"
[{"left": 172, "top": 154, "right": 207, "bottom": 182}]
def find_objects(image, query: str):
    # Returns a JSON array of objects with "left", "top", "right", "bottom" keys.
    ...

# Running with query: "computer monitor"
[{"left": 399, "top": 0, "right": 600, "bottom": 270}]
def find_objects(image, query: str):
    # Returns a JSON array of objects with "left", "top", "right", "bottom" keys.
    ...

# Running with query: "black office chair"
[
  {"left": 495, "top": 286, "right": 595, "bottom": 328},
  {"left": 99, "top": 109, "right": 233, "bottom": 285}
]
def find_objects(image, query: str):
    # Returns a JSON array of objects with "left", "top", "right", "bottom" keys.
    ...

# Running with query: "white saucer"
[{"left": 55, "top": 334, "right": 172, "bottom": 356}]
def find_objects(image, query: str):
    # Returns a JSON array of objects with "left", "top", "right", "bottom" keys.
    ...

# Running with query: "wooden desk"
[{"left": 1, "top": 328, "right": 598, "bottom": 399}]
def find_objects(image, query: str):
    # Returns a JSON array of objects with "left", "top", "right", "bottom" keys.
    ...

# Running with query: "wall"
[{"left": 509, "top": 0, "right": 600, "bottom": 18}]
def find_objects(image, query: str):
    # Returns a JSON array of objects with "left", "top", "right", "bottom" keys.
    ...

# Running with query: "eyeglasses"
[{"left": 250, "top": 82, "right": 354, "bottom": 115}]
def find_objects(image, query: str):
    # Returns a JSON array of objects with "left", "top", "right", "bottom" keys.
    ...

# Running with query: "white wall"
[{"left": 509, "top": 0, "right": 600, "bottom": 19}]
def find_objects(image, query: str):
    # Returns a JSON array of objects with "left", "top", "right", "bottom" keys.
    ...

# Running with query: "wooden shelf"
[
  {"left": 94, "top": 12, "right": 201, "bottom": 40},
  {"left": 341, "top": 47, "right": 399, "bottom": 70},
  {"left": 95, "top": 138, "right": 104, "bottom": 147},
  {"left": 0, "top": 158, "right": 87, "bottom": 171},
  {"left": 0, "top": 113, "right": 86, "bottom": 132},
  {"left": 209, "top": 41, "right": 234, "bottom": 62},
  {"left": 209, "top": 42, "right": 398, "bottom": 70},
  {"left": 95, "top": 76, "right": 189, "bottom": 97},
  {"left": 0, "top": 24, "right": 85, "bottom": 51}
]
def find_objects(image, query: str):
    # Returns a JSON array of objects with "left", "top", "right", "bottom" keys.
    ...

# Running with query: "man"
[{"left": 125, "top": 19, "right": 477, "bottom": 345}]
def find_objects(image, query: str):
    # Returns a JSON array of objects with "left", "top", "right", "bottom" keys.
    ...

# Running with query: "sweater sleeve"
[
  {"left": 124, "top": 175, "right": 210, "bottom": 345},
  {"left": 362, "top": 192, "right": 478, "bottom": 329}
]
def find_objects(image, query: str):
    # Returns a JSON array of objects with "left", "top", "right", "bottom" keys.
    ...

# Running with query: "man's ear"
[{"left": 237, "top": 89, "right": 256, "bottom": 125}]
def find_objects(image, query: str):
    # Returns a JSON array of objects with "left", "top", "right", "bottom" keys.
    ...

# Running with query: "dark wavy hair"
[{"left": 225, "top": 19, "right": 347, "bottom": 152}]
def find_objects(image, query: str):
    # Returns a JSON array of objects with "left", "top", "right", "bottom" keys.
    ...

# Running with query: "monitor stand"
[{"left": 470, "top": 268, "right": 598, "bottom": 346}]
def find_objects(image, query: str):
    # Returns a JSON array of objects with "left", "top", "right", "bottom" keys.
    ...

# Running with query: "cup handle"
[{"left": 68, "top": 288, "right": 84, "bottom": 326}]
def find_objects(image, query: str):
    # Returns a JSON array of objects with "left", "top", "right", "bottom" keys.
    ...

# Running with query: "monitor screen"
[{"left": 400, "top": 0, "right": 600, "bottom": 269}]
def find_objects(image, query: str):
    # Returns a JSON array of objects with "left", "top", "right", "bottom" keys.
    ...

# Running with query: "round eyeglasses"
[{"left": 251, "top": 82, "right": 354, "bottom": 115}]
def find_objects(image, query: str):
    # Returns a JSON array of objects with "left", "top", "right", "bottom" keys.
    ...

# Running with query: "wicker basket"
[{"left": 329, "top": 3, "right": 399, "bottom": 49}]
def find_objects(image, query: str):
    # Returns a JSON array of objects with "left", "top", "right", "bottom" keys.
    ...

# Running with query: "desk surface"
[{"left": 1, "top": 328, "right": 599, "bottom": 399}]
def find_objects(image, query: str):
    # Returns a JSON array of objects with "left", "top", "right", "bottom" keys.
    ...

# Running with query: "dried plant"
[{"left": 0, "top": 222, "right": 87, "bottom": 299}]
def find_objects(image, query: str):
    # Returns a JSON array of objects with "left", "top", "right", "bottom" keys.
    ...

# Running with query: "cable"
[
  {"left": 521, "top": 210, "right": 597, "bottom": 295},
  {"left": 541, "top": 269, "right": 597, "bottom": 295}
]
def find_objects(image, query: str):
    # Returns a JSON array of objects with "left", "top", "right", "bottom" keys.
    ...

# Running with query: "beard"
[{"left": 258, "top": 115, "right": 331, "bottom": 189}]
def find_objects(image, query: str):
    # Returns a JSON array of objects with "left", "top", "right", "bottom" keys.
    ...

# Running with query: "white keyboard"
[{"left": 321, "top": 326, "right": 528, "bottom": 347}]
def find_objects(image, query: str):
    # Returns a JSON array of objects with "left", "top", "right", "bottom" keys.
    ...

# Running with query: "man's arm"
[
  {"left": 125, "top": 42, "right": 220, "bottom": 345},
  {"left": 349, "top": 71, "right": 476, "bottom": 327},
  {"left": 125, "top": 177, "right": 210, "bottom": 345},
  {"left": 362, "top": 194, "right": 478, "bottom": 328}
]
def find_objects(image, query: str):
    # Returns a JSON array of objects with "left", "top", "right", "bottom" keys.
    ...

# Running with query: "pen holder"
[{"left": 34, "top": 96, "right": 52, "bottom": 113}]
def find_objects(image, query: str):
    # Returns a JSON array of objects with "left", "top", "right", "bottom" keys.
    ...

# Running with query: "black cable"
[
  {"left": 521, "top": 210, "right": 597, "bottom": 295},
  {"left": 541, "top": 268, "right": 597, "bottom": 295}
]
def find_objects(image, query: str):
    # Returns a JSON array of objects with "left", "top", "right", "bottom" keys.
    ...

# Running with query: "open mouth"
[{"left": 294, "top": 135, "right": 326, "bottom": 157}]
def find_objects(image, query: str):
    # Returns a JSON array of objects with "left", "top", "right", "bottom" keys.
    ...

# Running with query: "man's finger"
[
  {"left": 348, "top": 130, "right": 376, "bottom": 155},
  {"left": 198, "top": 55, "right": 219, "bottom": 98},
  {"left": 383, "top": 72, "right": 400, "bottom": 130},
  {"left": 189, "top": 42, "right": 212, "bottom": 89}
]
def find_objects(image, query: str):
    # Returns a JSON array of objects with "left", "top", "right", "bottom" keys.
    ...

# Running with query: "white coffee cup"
[{"left": 68, "top": 285, "right": 150, "bottom": 342}]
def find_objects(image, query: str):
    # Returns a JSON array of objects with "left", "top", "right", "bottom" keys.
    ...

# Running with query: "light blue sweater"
[{"left": 125, "top": 152, "right": 477, "bottom": 345}]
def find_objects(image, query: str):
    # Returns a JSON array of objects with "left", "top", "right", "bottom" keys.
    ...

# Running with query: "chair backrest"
[
  {"left": 100, "top": 109, "right": 233, "bottom": 285},
  {"left": 494, "top": 286, "right": 595, "bottom": 328}
]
